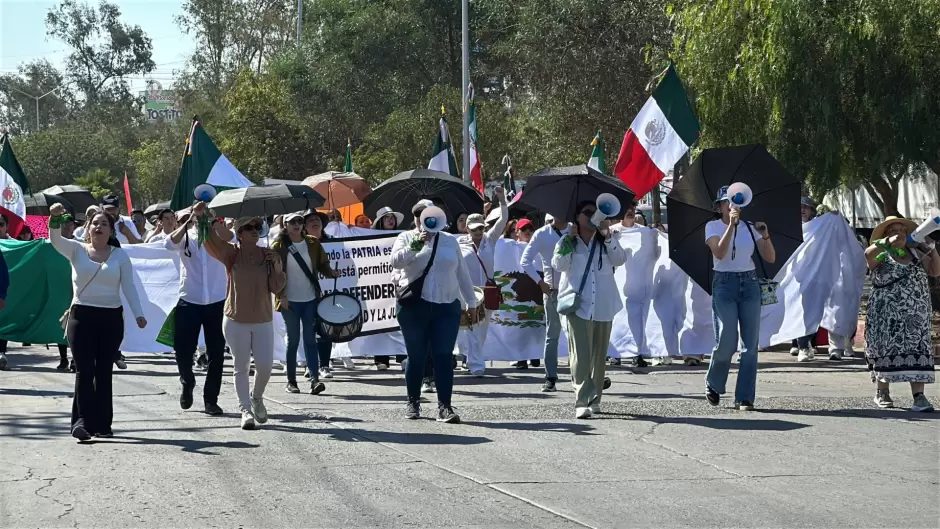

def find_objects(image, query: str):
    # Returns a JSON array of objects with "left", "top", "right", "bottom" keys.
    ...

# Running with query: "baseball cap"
[
  {"left": 800, "top": 196, "right": 816, "bottom": 208},
  {"left": 516, "top": 218, "right": 534, "bottom": 231},
  {"left": 715, "top": 186, "right": 730, "bottom": 203},
  {"left": 101, "top": 195, "right": 120, "bottom": 207},
  {"left": 466, "top": 213, "right": 486, "bottom": 230},
  {"left": 284, "top": 212, "right": 304, "bottom": 223},
  {"left": 411, "top": 199, "right": 434, "bottom": 215}
]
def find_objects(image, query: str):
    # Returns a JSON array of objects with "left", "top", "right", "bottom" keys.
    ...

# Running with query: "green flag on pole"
[
  {"left": 170, "top": 117, "right": 254, "bottom": 211},
  {"left": 344, "top": 138, "right": 353, "bottom": 172},
  {"left": 587, "top": 130, "right": 607, "bottom": 173},
  {"left": 427, "top": 106, "right": 460, "bottom": 178}
]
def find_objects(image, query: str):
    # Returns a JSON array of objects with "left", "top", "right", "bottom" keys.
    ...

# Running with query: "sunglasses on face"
[
  {"left": 287, "top": 219, "right": 304, "bottom": 226},
  {"left": 239, "top": 224, "right": 262, "bottom": 233}
]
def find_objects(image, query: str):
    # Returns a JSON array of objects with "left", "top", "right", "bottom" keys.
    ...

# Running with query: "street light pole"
[
  {"left": 460, "top": 0, "right": 470, "bottom": 183},
  {"left": 297, "top": 0, "right": 304, "bottom": 48},
  {"left": 9, "top": 86, "right": 59, "bottom": 131}
]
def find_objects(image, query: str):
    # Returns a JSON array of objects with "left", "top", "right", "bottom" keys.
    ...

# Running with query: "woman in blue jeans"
[
  {"left": 391, "top": 201, "right": 478, "bottom": 423},
  {"left": 704, "top": 186, "right": 776, "bottom": 410},
  {"left": 272, "top": 212, "right": 340, "bottom": 395}
]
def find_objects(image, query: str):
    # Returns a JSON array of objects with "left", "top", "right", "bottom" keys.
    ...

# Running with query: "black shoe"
[
  {"left": 310, "top": 381, "right": 326, "bottom": 395},
  {"left": 56, "top": 359, "right": 69, "bottom": 371},
  {"left": 603, "top": 377, "right": 611, "bottom": 390},
  {"left": 633, "top": 357, "right": 648, "bottom": 368},
  {"left": 69, "top": 359, "right": 75, "bottom": 373},
  {"left": 285, "top": 381, "right": 300, "bottom": 394},
  {"left": 706, "top": 386, "right": 720, "bottom": 406},
  {"left": 204, "top": 403, "right": 223, "bottom": 416},
  {"left": 115, "top": 355, "right": 127, "bottom": 370},
  {"left": 513, "top": 361, "right": 528, "bottom": 370},
  {"left": 541, "top": 379, "right": 557, "bottom": 392},
  {"left": 71, "top": 425, "right": 91, "bottom": 441},
  {"left": 437, "top": 406, "right": 461, "bottom": 423},
  {"left": 405, "top": 401, "right": 420, "bottom": 420},
  {"left": 180, "top": 384, "right": 194, "bottom": 410},
  {"left": 93, "top": 431, "right": 113, "bottom": 438},
  {"left": 530, "top": 359, "right": 541, "bottom": 368},
  {"left": 196, "top": 353, "right": 208, "bottom": 369}
]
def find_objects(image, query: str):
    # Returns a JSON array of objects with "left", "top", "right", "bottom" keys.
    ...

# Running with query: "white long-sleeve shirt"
[
  {"left": 391, "top": 229, "right": 478, "bottom": 308},
  {"left": 521, "top": 223, "right": 566, "bottom": 288},
  {"left": 164, "top": 228, "right": 228, "bottom": 305},
  {"left": 552, "top": 233, "right": 627, "bottom": 322},
  {"left": 49, "top": 227, "right": 145, "bottom": 318},
  {"left": 457, "top": 201, "right": 508, "bottom": 286}
]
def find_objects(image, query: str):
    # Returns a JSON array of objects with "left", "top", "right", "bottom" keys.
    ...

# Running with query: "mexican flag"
[
  {"left": 614, "top": 65, "right": 699, "bottom": 198},
  {"left": 427, "top": 108, "right": 460, "bottom": 178},
  {"left": 344, "top": 138, "right": 353, "bottom": 172},
  {"left": 467, "top": 87, "right": 484, "bottom": 193},
  {"left": 170, "top": 118, "right": 254, "bottom": 211},
  {"left": 0, "top": 133, "right": 30, "bottom": 238},
  {"left": 0, "top": 239, "right": 71, "bottom": 344},
  {"left": 587, "top": 131, "right": 607, "bottom": 173}
]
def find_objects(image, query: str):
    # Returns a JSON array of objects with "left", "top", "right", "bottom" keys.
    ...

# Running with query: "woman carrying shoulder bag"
[
  {"left": 271, "top": 212, "right": 340, "bottom": 395},
  {"left": 552, "top": 200, "right": 626, "bottom": 420},
  {"left": 48, "top": 203, "right": 147, "bottom": 441}
]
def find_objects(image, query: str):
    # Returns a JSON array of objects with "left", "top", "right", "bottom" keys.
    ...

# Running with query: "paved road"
[{"left": 1, "top": 345, "right": 937, "bottom": 528}]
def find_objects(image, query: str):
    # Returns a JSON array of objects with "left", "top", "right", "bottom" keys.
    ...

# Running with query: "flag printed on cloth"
[
  {"left": 588, "top": 131, "right": 607, "bottom": 173},
  {"left": 344, "top": 138, "right": 353, "bottom": 172},
  {"left": 614, "top": 65, "right": 699, "bottom": 199},
  {"left": 0, "top": 133, "right": 30, "bottom": 238},
  {"left": 170, "top": 118, "right": 254, "bottom": 211},
  {"left": 466, "top": 86, "right": 484, "bottom": 193},
  {"left": 427, "top": 106, "right": 461, "bottom": 178}
]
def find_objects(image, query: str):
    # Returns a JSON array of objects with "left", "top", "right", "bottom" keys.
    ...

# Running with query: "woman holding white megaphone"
[
  {"left": 392, "top": 200, "right": 479, "bottom": 423},
  {"left": 864, "top": 214, "right": 939, "bottom": 412},
  {"left": 705, "top": 184, "right": 776, "bottom": 412},
  {"left": 553, "top": 198, "right": 627, "bottom": 420}
]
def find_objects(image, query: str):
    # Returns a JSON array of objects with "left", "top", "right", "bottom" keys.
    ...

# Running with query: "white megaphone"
[
  {"left": 726, "top": 182, "right": 753, "bottom": 208},
  {"left": 589, "top": 193, "right": 621, "bottom": 228},
  {"left": 909, "top": 208, "right": 940, "bottom": 245},
  {"left": 194, "top": 183, "right": 218, "bottom": 202},
  {"left": 419, "top": 206, "right": 447, "bottom": 233}
]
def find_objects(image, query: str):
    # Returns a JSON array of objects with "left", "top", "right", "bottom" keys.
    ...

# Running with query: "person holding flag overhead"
[{"left": 171, "top": 117, "right": 254, "bottom": 211}]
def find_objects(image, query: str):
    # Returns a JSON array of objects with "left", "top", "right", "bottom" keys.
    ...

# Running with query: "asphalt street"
[{"left": 1, "top": 345, "right": 937, "bottom": 528}]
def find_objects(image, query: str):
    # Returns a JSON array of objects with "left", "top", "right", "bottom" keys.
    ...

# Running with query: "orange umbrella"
[{"left": 301, "top": 171, "right": 372, "bottom": 210}]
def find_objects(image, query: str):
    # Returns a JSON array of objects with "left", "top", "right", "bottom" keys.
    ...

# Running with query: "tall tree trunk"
[{"left": 869, "top": 176, "right": 900, "bottom": 217}]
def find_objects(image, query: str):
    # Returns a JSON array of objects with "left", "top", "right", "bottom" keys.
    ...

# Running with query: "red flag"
[{"left": 123, "top": 172, "right": 133, "bottom": 212}]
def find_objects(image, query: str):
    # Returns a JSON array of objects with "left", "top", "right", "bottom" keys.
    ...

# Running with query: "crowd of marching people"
[{"left": 0, "top": 185, "right": 937, "bottom": 442}]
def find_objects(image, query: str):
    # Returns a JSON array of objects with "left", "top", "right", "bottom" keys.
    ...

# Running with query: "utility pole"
[
  {"left": 10, "top": 86, "right": 59, "bottom": 131},
  {"left": 296, "top": 0, "right": 304, "bottom": 48},
  {"left": 460, "top": 0, "right": 470, "bottom": 183}
]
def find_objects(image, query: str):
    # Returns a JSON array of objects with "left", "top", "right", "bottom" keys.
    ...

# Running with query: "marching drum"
[
  {"left": 316, "top": 292, "right": 363, "bottom": 343},
  {"left": 459, "top": 287, "right": 487, "bottom": 329}
]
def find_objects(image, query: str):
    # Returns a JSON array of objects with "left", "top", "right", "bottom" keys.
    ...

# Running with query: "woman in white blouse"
[
  {"left": 48, "top": 203, "right": 147, "bottom": 441},
  {"left": 552, "top": 200, "right": 627, "bottom": 419},
  {"left": 391, "top": 201, "right": 478, "bottom": 424}
]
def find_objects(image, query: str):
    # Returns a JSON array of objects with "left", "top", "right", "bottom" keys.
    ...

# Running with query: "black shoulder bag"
[
  {"left": 287, "top": 243, "right": 323, "bottom": 299},
  {"left": 396, "top": 233, "right": 439, "bottom": 306}
]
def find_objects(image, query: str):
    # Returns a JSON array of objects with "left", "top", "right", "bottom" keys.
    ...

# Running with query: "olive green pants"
[{"left": 566, "top": 314, "right": 612, "bottom": 408}]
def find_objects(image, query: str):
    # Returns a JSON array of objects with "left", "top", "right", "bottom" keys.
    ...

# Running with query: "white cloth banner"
[{"left": 117, "top": 215, "right": 865, "bottom": 361}]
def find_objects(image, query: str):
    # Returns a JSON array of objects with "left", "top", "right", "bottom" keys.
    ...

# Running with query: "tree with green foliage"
[
  {"left": 0, "top": 60, "right": 73, "bottom": 135},
  {"left": 670, "top": 0, "right": 940, "bottom": 215},
  {"left": 74, "top": 168, "right": 119, "bottom": 200}
]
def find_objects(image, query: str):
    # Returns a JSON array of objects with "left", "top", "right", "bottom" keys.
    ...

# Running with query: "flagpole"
[
  {"left": 296, "top": 0, "right": 303, "bottom": 48},
  {"left": 460, "top": 0, "right": 470, "bottom": 184}
]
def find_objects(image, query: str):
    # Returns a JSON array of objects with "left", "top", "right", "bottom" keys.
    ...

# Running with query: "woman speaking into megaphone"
[{"left": 391, "top": 200, "right": 479, "bottom": 424}]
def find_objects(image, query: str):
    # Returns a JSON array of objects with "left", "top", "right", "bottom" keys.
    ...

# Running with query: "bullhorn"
[
  {"left": 194, "top": 183, "right": 218, "bottom": 202},
  {"left": 590, "top": 193, "right": 621, "bottom": 228},
  {"left": 726, "top": 182, "right": 752, "bottom": 208},
  {"left": 419, "top": 206, "right": 447, "bottom": 233}
]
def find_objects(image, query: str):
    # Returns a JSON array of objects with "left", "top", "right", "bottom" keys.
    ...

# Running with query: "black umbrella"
[
  {"left": 24, "top": 192, "right": 74, "bottom": 216},
  {"left": 516, "top": 165, "right": 636, "bottom": 223},
  {"left": 41, "top": 185, "right": 98, "bottom": 215},
  {"left": 666, "top": 144, "right": 803, "bottom": 295},
  {"left": 362, "top": 169, "right": 484, "bottom": 227},
  {"left": 207, "top": 184, "right": 325, "bottom": 218},
  {"left": 144, "top": 201, "right": 171, "bottom": 218}
]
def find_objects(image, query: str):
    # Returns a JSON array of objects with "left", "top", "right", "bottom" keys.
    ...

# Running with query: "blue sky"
[{"left": 0, "top": 0, "right": 196, "bottom": 89}]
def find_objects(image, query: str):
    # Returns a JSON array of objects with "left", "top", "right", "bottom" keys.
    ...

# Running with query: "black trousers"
[
  {"left": 174, "top": 300, "right": 226, "bottom": 405},
  {"left": 68, "top": 305, "right": 124, "bottom": 434},
  {"left": 318, "top": 338, "right": 332, "bottom": 368},
  {"left": 0, "top": 339, "right": 6, "bottom": 353},
  {"left": 374, "top": 355, "right": 407, "bottom": 366}
]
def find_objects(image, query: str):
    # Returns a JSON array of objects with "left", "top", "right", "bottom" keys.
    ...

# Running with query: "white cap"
[{"left": 284, "top": 212, "right": 304, "bottom": 223}]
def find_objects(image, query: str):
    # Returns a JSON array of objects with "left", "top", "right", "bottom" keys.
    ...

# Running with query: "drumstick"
[{"left": 332, "top": 262, "right": 340, "bottom": 306}]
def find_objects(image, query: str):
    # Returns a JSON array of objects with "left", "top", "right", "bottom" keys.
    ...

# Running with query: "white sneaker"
[
  {"left": 843, "top": 347, "right": 855, "bottom": 358},
  {"left": 240, "top": 410, "right": 256, "bottom": 430},
  {"left": 319, "top": 367, "right": 333, "bottom": 379},
  {"left": 250, "top": 394, "right": 268, "bottom": 424},
  {"left": 576, "top": 407, "right": 593, "bottom": 419},
  {"left": 789, "top": 347, "right": 799, "bottom": 357},
  {"left": 342, "top": 358, "right": 356, "bottom": 370},
  {"left": 910, "top": 394, "right": 934, "bottom": 412},
  {"left": 651, "top": 357, "right": 673, "bottom": 366},
  {"left": 829, "top": 349, "right": 843, "bottom": 361},
  {"left": 797, "top": 348, "right": 814, "bottom": 362},
  {"left": 421, "top": 380, "right": 435, "bottom": 393},
  {"left": 375, "top": 362, "right": 389, "bottom": 371}
]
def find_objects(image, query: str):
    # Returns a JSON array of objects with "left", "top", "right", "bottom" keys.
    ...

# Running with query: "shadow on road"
[
  {"left": 0, "top": 388, "right": 73, "bottom": 398},
  {"left": 460, "top": 420, "right": 598, "bottom": 436},
  {"left": 610, "top": 414, "right": 811, "bottom": 431},
  {"left": 90, "top": 436, "right": 260, "bottom": 454}
]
